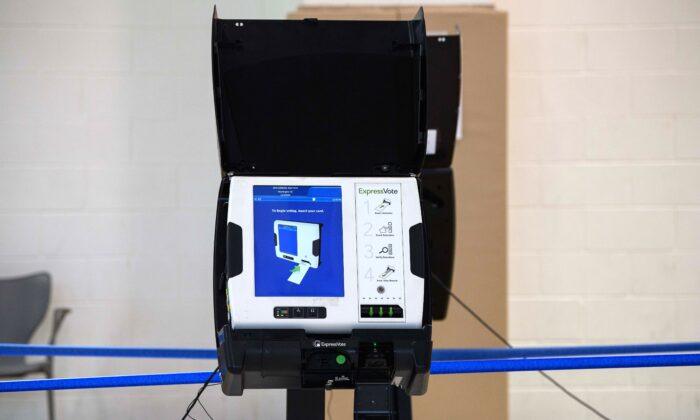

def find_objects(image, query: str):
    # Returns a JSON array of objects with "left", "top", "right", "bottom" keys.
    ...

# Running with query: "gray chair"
[{"left": 0, "top": 272, "right": 70, "bottom": 420}]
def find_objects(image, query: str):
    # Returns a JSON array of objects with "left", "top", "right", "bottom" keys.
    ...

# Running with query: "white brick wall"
[
  {"left": 498, "top": 0, "right": 700, "bottom": 418},
  {"left": 0, "top": 1, "right": 299, "bottom": 418}
]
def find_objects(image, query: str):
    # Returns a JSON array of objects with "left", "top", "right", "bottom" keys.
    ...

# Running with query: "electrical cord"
[
  {"left": 182, "top": 366, "right": 219, "bottom": 420},
  {"left": 432, "top": 273, "right": 610, "bottom": 420},
  {"left": 202, "top": 379, "right": 222, "bottom": 419},
  {"left": 198, "top": 398, "right": 214, "bottom": 420}
]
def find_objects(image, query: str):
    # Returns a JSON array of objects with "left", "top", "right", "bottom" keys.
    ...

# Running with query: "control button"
[
  {"left": 292, "top": 307, "right": 304, "bottom": 318},
  {"left": 387, "top": 305, "right": 403, "bottom": 318},
  {"left": 335, "top": 354, "right": 347, "bottom": 365},
  {"left": 306, "top": 307, "right": 318, "bottom": 318},
  {"left": 317, "top": 307, "right": 327, "bottom": 319},
  {"left": 274, "top": 307, "right": 290, "bottom": 318},
  {"left": 360, "top": 305, "right": 403, "bottom": 318}
]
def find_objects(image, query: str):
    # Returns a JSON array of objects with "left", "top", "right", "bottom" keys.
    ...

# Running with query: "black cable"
[
  {"left": 198, "top": 399, "right": 214, "bottom": 420},
  {"left": 182, "top": 366, "right": 220, "bottom": 420},
  {"left": 432, "top": 273, "right": 610, "bottom": 420}
]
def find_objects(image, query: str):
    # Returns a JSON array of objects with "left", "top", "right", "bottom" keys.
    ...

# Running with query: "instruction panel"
[{"left": 355, "top": 183, "right": 406, "bottom": 321}]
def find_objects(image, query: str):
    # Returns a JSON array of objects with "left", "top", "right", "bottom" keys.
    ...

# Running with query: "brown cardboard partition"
[{"left": 288, "top": 6, "right": 507, "bottom": 419}]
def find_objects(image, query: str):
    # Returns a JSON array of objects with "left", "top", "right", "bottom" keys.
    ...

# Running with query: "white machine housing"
[{"left": 226, "top": 176, "right": 425, "bottom": 333}]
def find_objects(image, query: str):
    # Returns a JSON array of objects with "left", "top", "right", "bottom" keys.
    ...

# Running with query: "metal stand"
[
  {"left": 286, "top": 386, "right": 412, "bottom": 420},
  {"left": 395, "top": 388, "right": 413, "bottom": 420},
  {"left": 287, "top": 389, "right": 325, "bottom": 420},
  {"left": 353, "top": 384, "right": 412, "bottom": 420}
]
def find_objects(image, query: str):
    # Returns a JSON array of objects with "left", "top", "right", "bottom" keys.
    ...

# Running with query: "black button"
[
  {"left": 317, "top": 307, "right": 327, "bottom": 319},
  {"left": 306, "top": 307, "right": 318, "bottom": 318},
  {"left": 274, "top": 307, "right": 290, "bottom": 318},
  {"left": 292, "top": 307, "right": 304, "bottom": 318}
]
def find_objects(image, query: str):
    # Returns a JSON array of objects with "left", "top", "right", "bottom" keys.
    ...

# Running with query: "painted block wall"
[{"left": 498, "top": 0, "right": 700, "bottom": 418}]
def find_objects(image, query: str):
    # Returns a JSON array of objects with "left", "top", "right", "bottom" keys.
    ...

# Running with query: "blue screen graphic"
[
  {"left": 253, "top": 186, "right": 344, "bottom": 297},
  {"left": 278, "top": 224, "right": 298, "bottom": 256}
]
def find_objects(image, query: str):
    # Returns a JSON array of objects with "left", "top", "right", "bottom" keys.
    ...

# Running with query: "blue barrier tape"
[
  {"left": 0, "top": 342, "right": 700, "bottom": 361},
  {"left": 0, "top": 344, "right": 216, "bottom": 359},
  {"left": 2, "top": 353, "right": 700, "bottom": 393},
  {"left": 0, "top": 371, "right": 221, "bottom": 393},
  {"left": 4, "top": 342, "right": 700, "bottom": 361},
  {"left": 430, "top": 353, "right": 700, "bottom": 374},
  {"left": 431, "top": 342, "right": 700, "bottom": 361}
]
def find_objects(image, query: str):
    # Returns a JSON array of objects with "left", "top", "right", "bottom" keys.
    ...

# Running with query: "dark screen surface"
[{"left": 212, "top": 12, "right": 427, "bottom": 176}]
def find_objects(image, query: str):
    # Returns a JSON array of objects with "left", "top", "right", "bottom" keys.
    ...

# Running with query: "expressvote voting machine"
[{"left": 210, "top": 8, "right": 444, "bottom": 418}]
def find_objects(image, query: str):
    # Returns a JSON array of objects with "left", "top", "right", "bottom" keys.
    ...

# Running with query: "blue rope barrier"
[
  {"left": 2, "top": 353, "right": 700, "bottom": 393},
  {"left": 0, "top": 344, "right": 216, "bottom": 359},
  {"left": 5, "top": 342, "right": 700, "bottom": 361},
  {"left": 430, "top": 353, "right": 700, "bottom": 374},
  {"left": 0, "top": 371, "right": 221, "bottom": 393},
  {"left": 431, "top": 342, "right": 700, "bottom": 361}
]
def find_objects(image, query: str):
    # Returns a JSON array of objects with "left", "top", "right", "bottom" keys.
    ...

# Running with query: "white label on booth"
[{"left": 426, "top": 129, "right": 437, "bottom": 155}]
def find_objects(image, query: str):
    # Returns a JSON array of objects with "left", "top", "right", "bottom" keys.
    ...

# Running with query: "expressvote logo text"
[{"left": 358, "top": 187, "right": 398, "bottom": 195}]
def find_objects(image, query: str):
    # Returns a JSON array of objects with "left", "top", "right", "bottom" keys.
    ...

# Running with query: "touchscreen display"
[{"left": 253, "top": 186, "right": 344, "bottom": 297}]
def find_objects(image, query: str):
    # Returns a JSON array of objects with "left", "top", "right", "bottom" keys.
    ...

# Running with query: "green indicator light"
[
  {"left": 335, "top": 354, "right": 346, "bottom": 365},
  {"left": 389, "top": 307, "right": 394, "bottom": 317},
  {"left": 369, "top": 307, "right": 374, "bottom": 317},
  {"left": 379, "top": 307, "right": 384, "bottom": 317}
]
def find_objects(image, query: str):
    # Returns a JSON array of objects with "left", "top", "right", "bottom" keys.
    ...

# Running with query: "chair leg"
[
  {"left": 48, "top": 389, "right": 55, "bottom": 420},
  {"left": 47, "top": 357, "right": 55, "bottom": 420}
]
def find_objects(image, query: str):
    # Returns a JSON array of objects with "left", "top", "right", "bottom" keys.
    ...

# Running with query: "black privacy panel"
[
  {"left": 421, "top": 168, "right": 455, "bottom": 320},
  {"left": 212, "top": 17, "right": 427, "bottom": 176}
]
